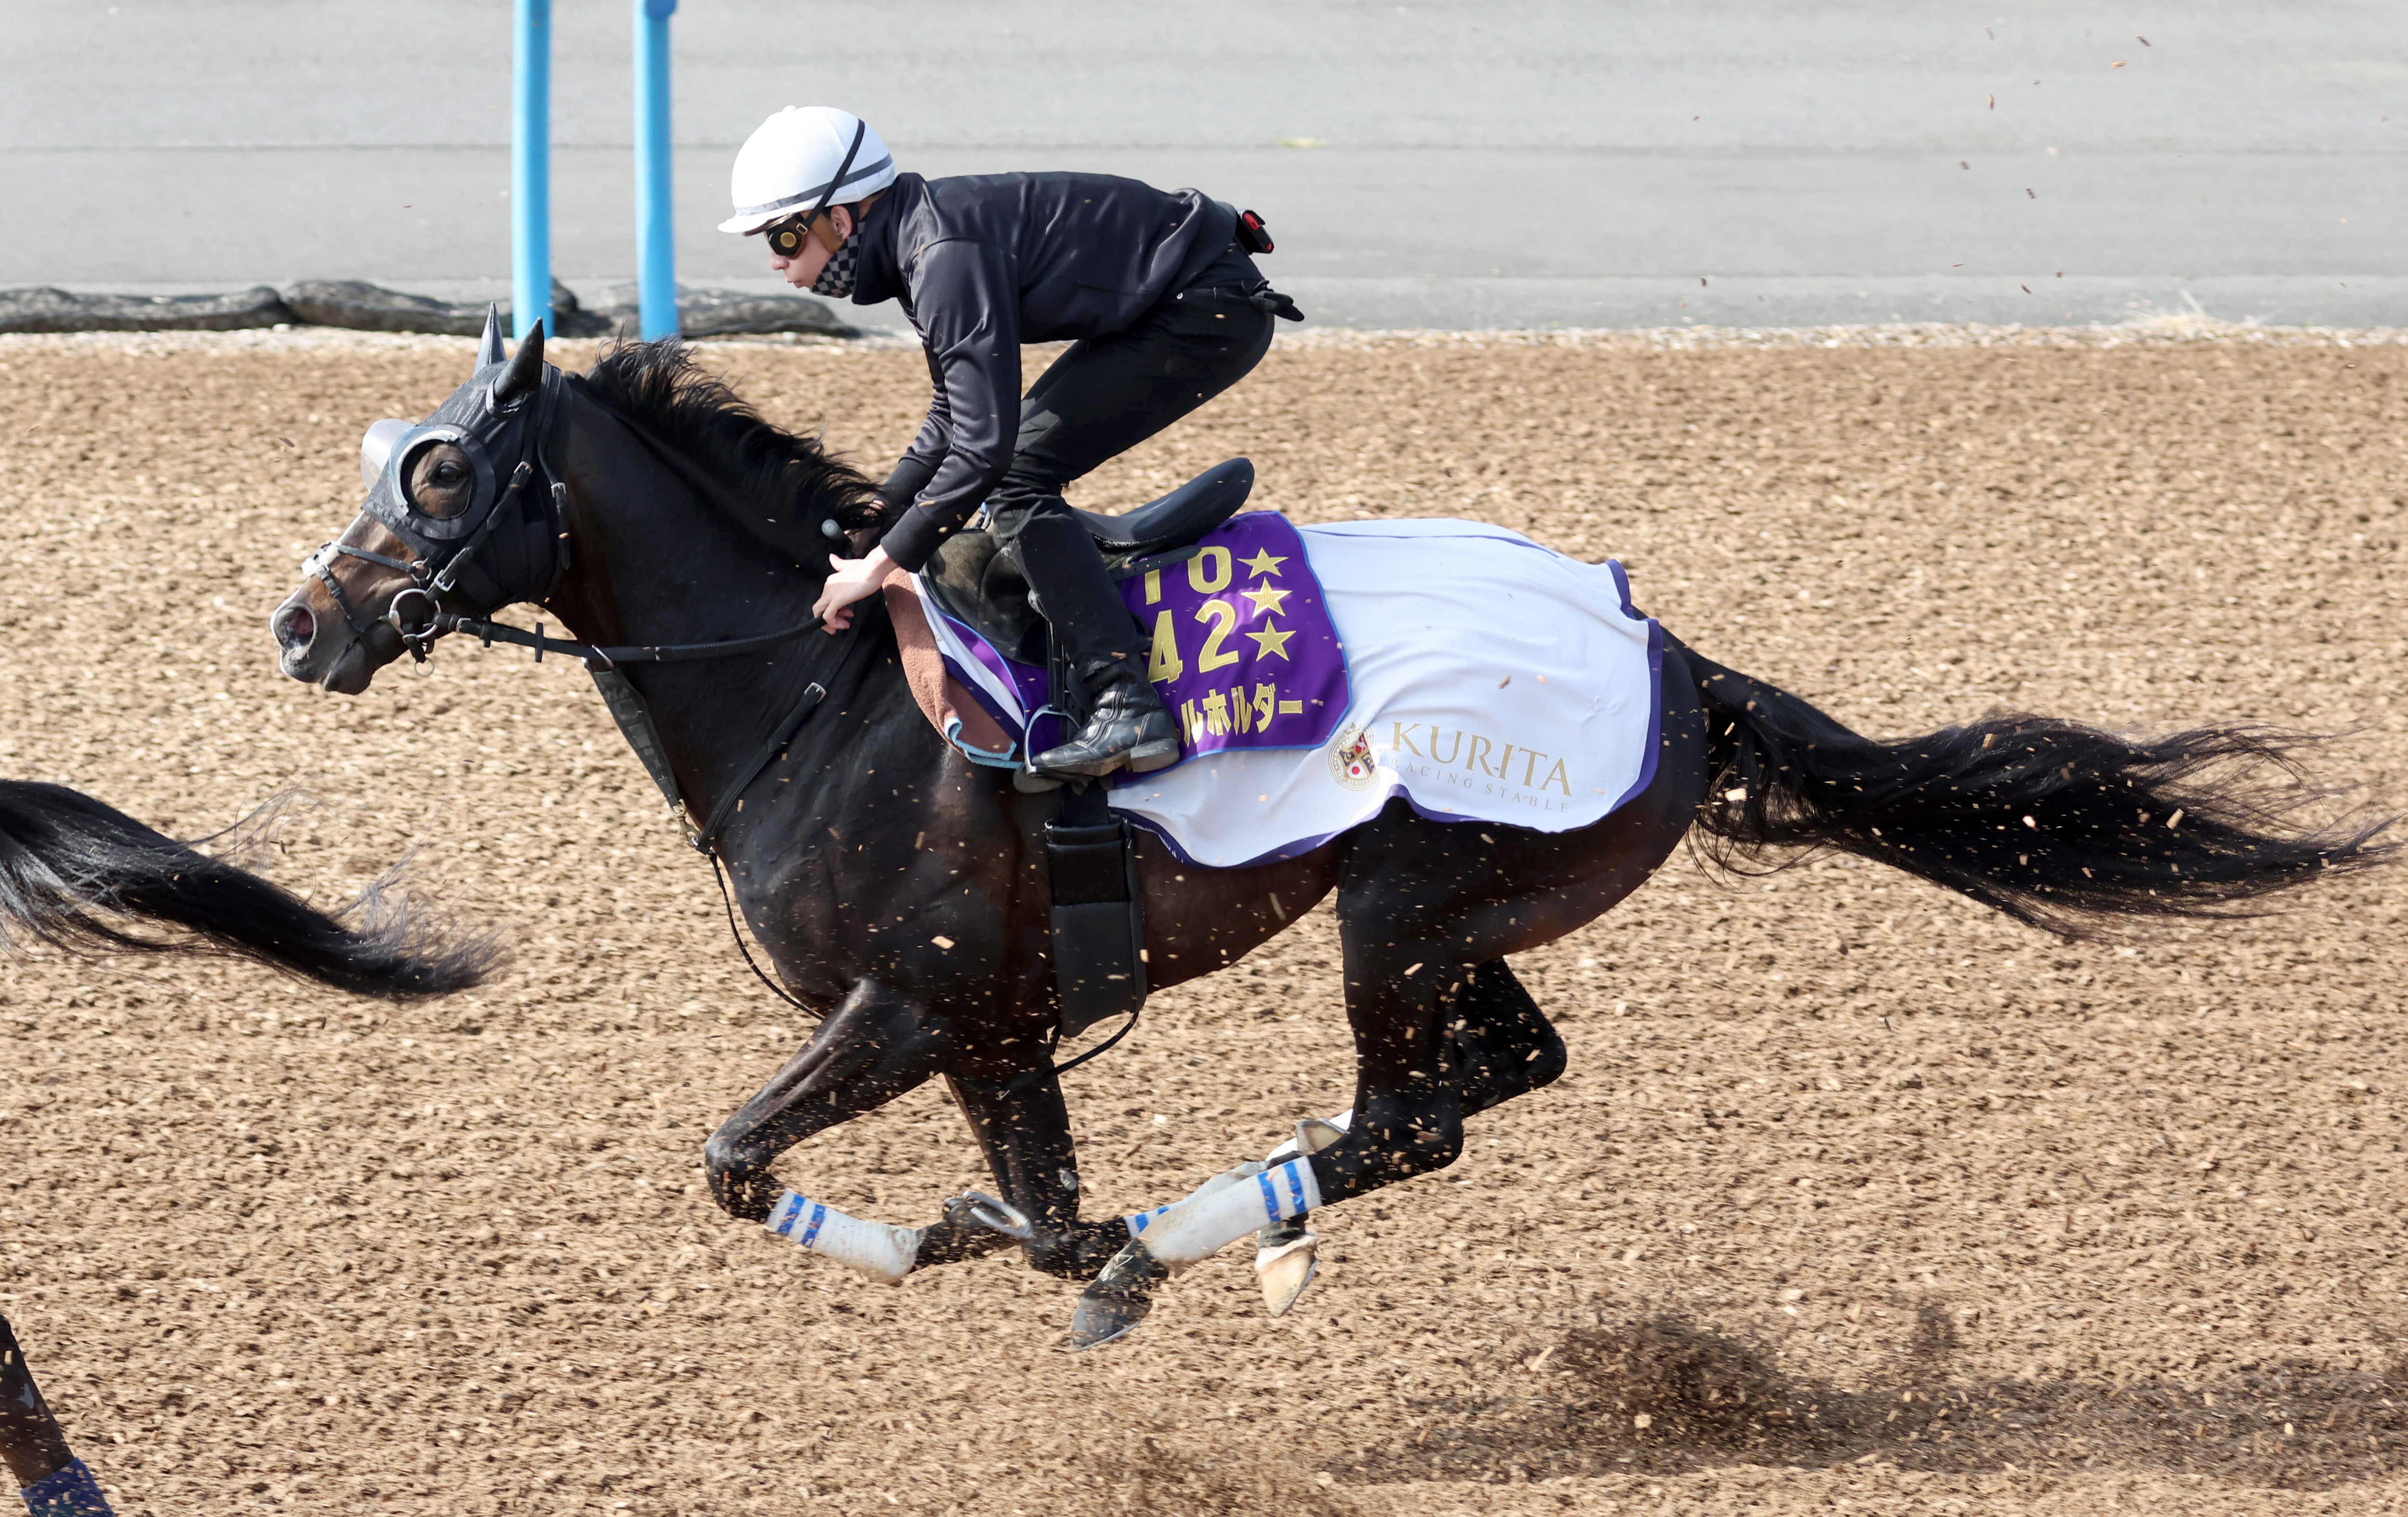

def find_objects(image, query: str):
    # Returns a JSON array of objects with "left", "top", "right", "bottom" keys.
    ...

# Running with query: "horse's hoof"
[
  {"left": 1065, "top": 1238, "right": 1168, "bottom": 1350},
  {"left": 1066, "top": 1290, "right": 1152, "bottom": 1350},
  {"left": 1254, "top": 1231, "right": 1320, "bottom": 1317},
  {"left": 950, "top": 1191, "right": 1035, "bottom": 1240},
  {"left": 703, "top": 1145, "right": 780, "bottom": 1222}
]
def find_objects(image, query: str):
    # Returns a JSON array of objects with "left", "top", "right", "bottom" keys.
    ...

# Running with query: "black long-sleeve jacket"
[{"left": 846, "top": 170, "right": 1227, "bottom": 571}]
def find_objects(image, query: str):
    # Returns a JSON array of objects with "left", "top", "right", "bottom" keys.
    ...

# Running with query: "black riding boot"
[
  {"left": 1038, "top": 659, "right": 1181, "bottom": 777},
  {"left": 1011, "top": 512, "right": 1180, "bottom": 777}
]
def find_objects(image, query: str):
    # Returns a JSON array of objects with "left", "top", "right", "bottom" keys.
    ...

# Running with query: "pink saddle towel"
[{"left": 881, "top": 564, "right": 1018, "bottom": 763}]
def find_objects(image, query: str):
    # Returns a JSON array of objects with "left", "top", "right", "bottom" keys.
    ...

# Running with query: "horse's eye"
[{"left": 435, "top": 461, "right": 464, "bottom": 484}]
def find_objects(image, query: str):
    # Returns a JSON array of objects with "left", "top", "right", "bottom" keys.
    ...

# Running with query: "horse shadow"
[{"left": 1341, "top": 1307, "right": 2408, "bottom": 1493}]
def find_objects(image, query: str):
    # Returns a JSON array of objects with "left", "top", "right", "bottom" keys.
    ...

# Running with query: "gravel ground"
[{"left": 1, "top": 329, "right": 2405, "bottom": 1516}]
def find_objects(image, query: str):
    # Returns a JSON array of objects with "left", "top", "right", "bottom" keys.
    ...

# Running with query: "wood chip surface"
[{"left": 1, "top": 329, "right": 2404, "bottom": 1515}]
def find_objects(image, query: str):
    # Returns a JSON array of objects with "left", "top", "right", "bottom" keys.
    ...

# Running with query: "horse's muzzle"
[{"left": 269, "top": 588, "right": 378, "bottom": 693}]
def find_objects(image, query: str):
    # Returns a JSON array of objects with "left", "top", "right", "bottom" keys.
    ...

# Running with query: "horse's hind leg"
[
  {"left": 1068, "top": 889, "right": 1642, "bottom": 1347},
  {"left": 1067, "top": 665, "right": 1710, "bottom": 1347},
  {"left": 1251, "top": 958, "right": 1565, "bottom": 1310},
  {"left": 1449, "top": 958, "right": 1566, "bottom": 1115},
  {"left": 1066, "top": 894, "right": 1468, "bottom": 1348}
]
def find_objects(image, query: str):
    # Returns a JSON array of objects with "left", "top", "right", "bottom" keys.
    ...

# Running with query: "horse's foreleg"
[
  {"left": 703, "top": 979, "right": 960, "bottom": 1283},
  {"left": 943, "top": 1070, "right": 1130, "bottom": 1280},
  {"left": 1, "top": 1312, "right": 114, "bottom": 1516}
]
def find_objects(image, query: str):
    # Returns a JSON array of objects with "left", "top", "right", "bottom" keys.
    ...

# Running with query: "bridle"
[
  {"left": 303, "top": 321, "right": 857, "bottom": 1019},
  {"left": 307, "top": 327, "right": 834, "bottom": 679},
  {"left": 306, "top": 338, "right": 842, "bottom": 811},
  {"left": 303, "top": 322, "right": 1150, "bottom": 1076},
  {"left": 306, "top": 346, "right": 575, "bottom": 667}
]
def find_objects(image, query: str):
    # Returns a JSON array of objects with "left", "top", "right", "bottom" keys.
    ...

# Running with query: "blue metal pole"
[
  {"left": 634, "top": 0, "right": 680, "bottom": 340},
  {"left": 512, "top": 0, "right": 553, "bottom": 340}
]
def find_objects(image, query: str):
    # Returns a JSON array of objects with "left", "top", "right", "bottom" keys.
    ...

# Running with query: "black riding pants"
[{"left": 993, "top": 278, "right": 1277, "bottom": 678}]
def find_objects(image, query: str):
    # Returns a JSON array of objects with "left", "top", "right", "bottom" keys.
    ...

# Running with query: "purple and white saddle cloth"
[{"left": 908, "top": 514, "right": 1664, "bottom": 868}]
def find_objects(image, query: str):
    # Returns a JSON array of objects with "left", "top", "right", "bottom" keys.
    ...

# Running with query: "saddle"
[
  {"left": 918, "top": 458, "right": 1255, "bottom": 667},
  {"left": 914, "top": 458, "right": 1252, "bottom": 1042}
]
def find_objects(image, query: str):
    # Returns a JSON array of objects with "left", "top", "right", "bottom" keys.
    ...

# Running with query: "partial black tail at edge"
[
  {"left": 0, "top": 781, "right": 498, "bottom": 999},
  {"left": 1664, "top": 634, "right": 2394, "bottom": 938}
]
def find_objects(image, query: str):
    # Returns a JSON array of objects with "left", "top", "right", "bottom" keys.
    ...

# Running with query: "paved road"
[{"left": 4, "top": 1, "right": 2400, "bottom": 329}]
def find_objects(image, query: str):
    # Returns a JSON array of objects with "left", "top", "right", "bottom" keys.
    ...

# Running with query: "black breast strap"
[{"left": 583, "top": 658, "right": 842, "bottom": 1021}]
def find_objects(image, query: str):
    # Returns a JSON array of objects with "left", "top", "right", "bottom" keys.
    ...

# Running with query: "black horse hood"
[{"left": 355, "top": 313, "right": 569, "bottom": 613}]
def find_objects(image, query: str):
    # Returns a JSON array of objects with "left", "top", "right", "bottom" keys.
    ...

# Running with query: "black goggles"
[{"left": 763, "top": 212, "right": 821, "bottom": 260}]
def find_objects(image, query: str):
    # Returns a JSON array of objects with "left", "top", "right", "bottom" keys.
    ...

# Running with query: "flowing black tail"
[
  {"left": 1668, "top": 636, "right": 2394, "bottom": 937},
  {"left": 0, "top": 780, "right": 498, "bottom": 999}
]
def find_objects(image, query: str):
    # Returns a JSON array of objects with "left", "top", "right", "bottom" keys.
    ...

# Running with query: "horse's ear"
[
  {"left": 492, "top": 322, "right": 546, "bottom": 406},
  {"left": 477, "top": 303, "right": 506, "bottom": 367}
]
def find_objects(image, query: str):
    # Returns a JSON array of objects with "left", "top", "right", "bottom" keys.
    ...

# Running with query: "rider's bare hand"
[{"left": 814, "top": 546, "right": 895, "bottom": 631}]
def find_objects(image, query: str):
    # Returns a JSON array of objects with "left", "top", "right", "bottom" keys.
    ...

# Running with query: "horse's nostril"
[{"left": 275, "top": 606, "right": 316, "bottom": 651}]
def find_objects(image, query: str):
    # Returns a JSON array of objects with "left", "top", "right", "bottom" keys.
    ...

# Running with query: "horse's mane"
[{"left": 578, "top": 340, "right": 890, "bottom": 560}]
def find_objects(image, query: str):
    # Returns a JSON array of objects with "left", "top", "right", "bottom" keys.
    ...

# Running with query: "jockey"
[{"left": 721, "top": 106, "right": 1301, "bottom": 778}]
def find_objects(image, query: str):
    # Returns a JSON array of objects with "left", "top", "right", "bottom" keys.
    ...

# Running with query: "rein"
[
  {"left": 421, "top": 607, "right": 824, "bottom": 671},
  {"left": 447, "top": 596, "right": 843, "bottom": 1019}
]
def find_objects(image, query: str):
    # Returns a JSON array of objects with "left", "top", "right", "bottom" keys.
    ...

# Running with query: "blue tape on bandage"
[
  {"left": 1256, "top": 1169, "right": 1280, "bottom": 1222},
  {"left": 769, "top": 1191, "right": 805, "bottom": 1237},
  {"left": 22, "top": 1458, "right": 114, "bottom": 1517},
  {"left": 798, "top": 1202, "right": 828, "bottom": 1250},
  {"left": 1282, "top": 1160, "right": 1308, "bottom": 1214}
]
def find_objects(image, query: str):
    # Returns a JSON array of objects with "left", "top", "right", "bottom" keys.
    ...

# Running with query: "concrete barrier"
[
  {"left": 0, "top": 285, "right": 289, "bottom": 334},
  {"left": 280, "top": 278, "right": 611, "bottom": 338},
  {"left": 0, "top": 279, "right": 854, "bottom": 340}
]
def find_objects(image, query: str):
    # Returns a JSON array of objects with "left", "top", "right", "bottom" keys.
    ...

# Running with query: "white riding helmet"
[{"left": 718, "top": 106, "right": 897, "bottom": 235}]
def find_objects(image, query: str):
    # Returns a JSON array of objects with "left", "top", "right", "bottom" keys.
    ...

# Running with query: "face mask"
[
  {"left": 331, "top": 309, "right": 569, "bottom": 622},
  {"left": 812, "top": 225, "right": 864, "bottom": 300}
]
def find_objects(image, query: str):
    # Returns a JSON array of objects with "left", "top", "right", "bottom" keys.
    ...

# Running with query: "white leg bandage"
[
  {"left": 1122, "top": 1156, "right": 1322, "bottom": 1270},
  {"left": 764, "top": 1190, "right": 921, "bottom": 1284}
]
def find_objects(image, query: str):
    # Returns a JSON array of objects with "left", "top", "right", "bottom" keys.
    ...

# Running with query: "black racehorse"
[
  {"left": 267, "top": 324, "right": 2385, "bottom": 1347},
  {"left": 0, "top": 778, "right": 496, "bottom": 1509}
]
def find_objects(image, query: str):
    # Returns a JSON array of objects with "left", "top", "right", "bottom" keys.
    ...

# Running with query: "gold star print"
[
  {"left": 1240, "top": 583, "right": 1292, "bottom": 616},
  {"left": 1246, "top": 621, "right": 1296, "bottom": 659},
  {"left": 1238, "top": 546, "right": 1288, "bottom": 577}
]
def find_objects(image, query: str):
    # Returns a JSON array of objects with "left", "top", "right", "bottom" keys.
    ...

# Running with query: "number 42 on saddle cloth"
[{"left": 883, "top": 512, "right": 1666, "bottom": 869}]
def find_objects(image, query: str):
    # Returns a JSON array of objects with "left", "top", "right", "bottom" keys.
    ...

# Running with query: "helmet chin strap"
[{"left": 795, "top": 118, "right": 866, "bottom": 254}]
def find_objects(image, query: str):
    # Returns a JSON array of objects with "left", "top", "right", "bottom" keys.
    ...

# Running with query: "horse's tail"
[
  {"left": 0, "top": 780, "right": 499, "bottom": 999},
  {"left": 1665, "top": 634, "right": 2393, "bottom": 936}
]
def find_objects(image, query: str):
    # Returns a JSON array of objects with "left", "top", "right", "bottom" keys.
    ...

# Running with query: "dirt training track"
[{"left": 1, "top": 329, "right": 2405, "bottom": 1517}]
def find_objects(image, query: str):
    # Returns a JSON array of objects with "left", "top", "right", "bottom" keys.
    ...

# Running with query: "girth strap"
[{"left": 1045, "top": 782, "right": 1148, "bottom": 1041}]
